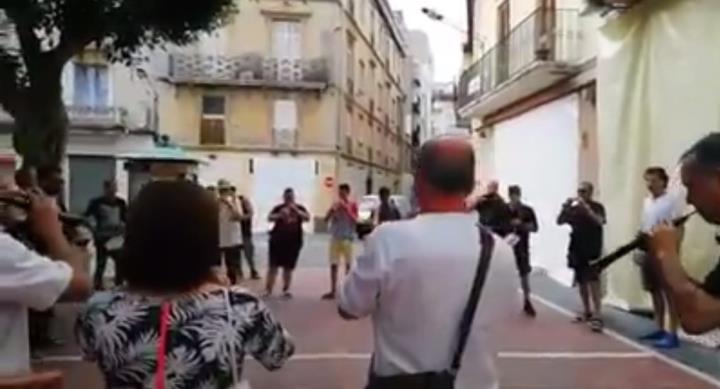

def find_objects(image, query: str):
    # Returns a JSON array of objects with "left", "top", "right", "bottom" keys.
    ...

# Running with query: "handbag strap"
[
  {"left": 450, "top": 226, "right": 495, "bottom": 374},
  {"left": 155, "top": 302, "right": 171, "bottom": 389}
]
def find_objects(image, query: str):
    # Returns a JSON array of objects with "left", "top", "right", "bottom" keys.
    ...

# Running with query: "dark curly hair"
[{"left": 118, "top": 180, "right": 220, "bottom": 293}]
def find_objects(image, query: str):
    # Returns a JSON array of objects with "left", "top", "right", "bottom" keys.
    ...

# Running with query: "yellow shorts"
[{"left": 329, "top": 239, "right": 354, "bottom": 266}]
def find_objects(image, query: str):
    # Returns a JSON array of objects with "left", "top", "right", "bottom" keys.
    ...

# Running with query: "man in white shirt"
[
  {"left": 0, "top": 191, "right": 91, "bottom": 381},
  {"left": 338, "top": 137, "right": 519, "bottom": 389},
  {"left": 637, "top": 167, "right": 684, "bottom": 349}
]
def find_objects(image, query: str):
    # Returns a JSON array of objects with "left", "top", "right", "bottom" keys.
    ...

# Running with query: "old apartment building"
[{"left": 154, "top": 0, "right": 411, "bottom": 231}]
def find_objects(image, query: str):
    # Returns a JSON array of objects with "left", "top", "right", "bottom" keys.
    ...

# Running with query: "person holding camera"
[
  {"left": 0, "top": 191, "right": 91, "bottom": 382},
  {"left": 649, "top": 133, "right": 720, "bottom": 334},
  {"left": 557, "top": 182, "right": 607, "bottom": 332},
  {"left": 85, "top": 179, "right": 127, "bottom": 290}
]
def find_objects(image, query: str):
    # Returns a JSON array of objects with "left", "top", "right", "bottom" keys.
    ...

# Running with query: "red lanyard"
[{"left": 155, "top": 302, "right": 171, "bottom": 389}]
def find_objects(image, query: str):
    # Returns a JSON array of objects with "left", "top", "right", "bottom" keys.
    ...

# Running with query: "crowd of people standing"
[{"left": 6, "top": 134, "right": 720, "bottom": 389}]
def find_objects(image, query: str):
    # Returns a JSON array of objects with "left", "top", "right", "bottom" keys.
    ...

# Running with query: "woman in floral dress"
[{"left": 75, "top": 181, "right": 294, "bottom": 389}]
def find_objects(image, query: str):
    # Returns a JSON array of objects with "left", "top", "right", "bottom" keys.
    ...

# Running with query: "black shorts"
[
  {"left": 269, "top": 238, "right": 302, "bottom": 270},
  {"left": 569, "top": 254, "right": 600, "bottom": 284},
  {"left": 514, "top": 249, "right": 532, "bottom": 277}
]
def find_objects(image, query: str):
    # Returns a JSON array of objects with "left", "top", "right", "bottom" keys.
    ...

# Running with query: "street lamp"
[{"left": 420, "top": 7, "right": 485, "bottom": 55}]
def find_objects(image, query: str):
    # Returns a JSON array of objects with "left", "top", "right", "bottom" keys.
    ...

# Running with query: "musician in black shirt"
[
  {"left": 508, "top": 185, "right": 539, "bottom": 317},
  {"left": 475, "top": 180, "right": 512, "bottom": 237},
  {"left": 650, "top": 133, "right": 720, "bottom": 334},
  {"left": 557, "top": 182, "right": 606, "bottom": 332}
]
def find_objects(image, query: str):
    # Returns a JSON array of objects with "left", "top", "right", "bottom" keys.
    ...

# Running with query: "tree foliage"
[{"left": 0, "top": 0, "right": 236, "bottom": 167}]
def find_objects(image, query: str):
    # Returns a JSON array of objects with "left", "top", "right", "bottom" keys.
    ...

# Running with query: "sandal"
[
  {"left": 573, "top": 313, "right": 591, "bottom": 324},
  {"left": 589, "top": 317, "right": 604, "bottom": 333}
]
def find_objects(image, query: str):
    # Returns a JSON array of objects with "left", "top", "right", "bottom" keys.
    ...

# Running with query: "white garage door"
[
  {"left": 494, "top": 94, "right": 580, "bottom": 285},
  {"left": 252, "top": 157, "right": 316, "bottom": 233}
]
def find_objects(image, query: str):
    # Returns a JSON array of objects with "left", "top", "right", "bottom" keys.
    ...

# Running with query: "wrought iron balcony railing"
[
  {"left": 1, "top": 105, "right": 127, "bottom": 129},
  {"left": 457, "top": 8, "right": 581, "bottom": 110},
  {"left": 167, "top": 54, "right": 329, "bottom": 90}
]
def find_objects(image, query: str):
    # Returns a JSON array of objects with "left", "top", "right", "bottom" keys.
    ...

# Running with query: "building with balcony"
[
  {"left": 404, "top": 28, "right": 435, "bottom": 146},
  {"left": 460, "top": 0, "right": 601, "bottom": 285},
  {"left": 0, "top": 11, "right": 198, "bottom": 212},
  {"left": 152, "top": 0, "right": 410, "bottom": 231}
]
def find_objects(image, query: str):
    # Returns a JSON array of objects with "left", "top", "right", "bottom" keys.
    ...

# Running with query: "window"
[
  {"left": 272, "top": 20, "right": 302, "bottom": 60},
  {"left": 73, "top": 63, "right": 109, "bottom": 107},
  {"left": 202, "top": 96, "right": 225, "bottom": 116},
  {"left": 369, "top": 8, "right": 376, "bottom": 45},
  {"left": 273, "top": 99, "right": 298, "bottom": 130},
  {"left": 346, "top": 33, "right": 356, "bottom": 93},
  {"left": 358, "top": 61, "right": 366, "bottom": 95},
  {"left": 348, "top": 0, "right": 355, "bottom": 18},
  {"left": 273, "top": 99, "right": 298, "bottom": 148},
  {"left": 200, "top": 95, "right": 226, "bottom": 145}
]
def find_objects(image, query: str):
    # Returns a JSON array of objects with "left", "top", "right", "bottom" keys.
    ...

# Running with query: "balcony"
[
  {"left": 67, "top": 106, "right": 128, "bottom": 129},
  {"left": 166, "top": 54, "right": 329, "bottom": 91},
  {"left": 272, "top": 128, "right": 298, "bottom": 150},
  {"left": 457, "top": 8, "right": 582, "bottom": 119},
  {"left": 0, "top": 105, "right": 127, "bottom": 130}
]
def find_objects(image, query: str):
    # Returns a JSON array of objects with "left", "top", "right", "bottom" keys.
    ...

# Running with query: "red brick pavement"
[{"left": 34, "top": 269, "right": 720, "bottom": 389}]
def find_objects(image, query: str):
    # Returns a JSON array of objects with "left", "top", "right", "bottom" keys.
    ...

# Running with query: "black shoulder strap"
[{"left": 450, "top": 226, "right": 495, "bottom": 373}]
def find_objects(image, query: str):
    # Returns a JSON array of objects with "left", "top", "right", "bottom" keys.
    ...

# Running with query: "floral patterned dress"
[{"left": 75, "top": 287, "right": 294, "bottom": 389}]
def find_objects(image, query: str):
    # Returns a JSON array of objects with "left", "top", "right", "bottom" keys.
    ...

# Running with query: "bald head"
[{"left": 416, "top": 137, "right": 475, "bottom": 195}]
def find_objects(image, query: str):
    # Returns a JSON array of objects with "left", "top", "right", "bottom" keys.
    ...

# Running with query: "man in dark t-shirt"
[
  {"left": 557, "top": 182, "right": 606, "bottom": 332},
  {"left": 376, "top": 187, "right": 401, "bottom": 225},
  {"left": 508, "top": 185, "right": 539, "bottom": 317},
  {"left": 266, "top": 188, "right": 310, "bottom": 298},
  {"left": 475, "top": 180, "right": 512, "bottom": 237},
  {"left": 85, "top": 179, "right": 127, "bottom": 290}
]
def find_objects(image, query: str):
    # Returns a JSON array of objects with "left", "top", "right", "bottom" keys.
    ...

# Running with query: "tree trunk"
[{"left": 12, "top": 69, "right": 68, "bottom": 169}]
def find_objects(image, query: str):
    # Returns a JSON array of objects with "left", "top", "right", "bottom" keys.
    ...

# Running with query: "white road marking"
[
  {"left": 531, "top": 294, "right": 720, "bottom": 388},
  {"left": 37, "top": 351, "right": 652, "bottom": 364}
]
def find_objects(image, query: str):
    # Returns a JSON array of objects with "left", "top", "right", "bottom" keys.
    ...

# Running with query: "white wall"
[{"left": 493, "top": 94, "right": 580, "bottom": 285}]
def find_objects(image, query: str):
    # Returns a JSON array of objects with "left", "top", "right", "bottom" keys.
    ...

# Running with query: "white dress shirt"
[
  {"left": 0, "top": 232, "right": 71, "bottom": 376},
  {"left": 339, "top": 213, "right": 519, "bottom": 389}
]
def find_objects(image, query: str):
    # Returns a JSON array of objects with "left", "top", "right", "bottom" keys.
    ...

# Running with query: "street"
[{"left": 33, "top": 234, "right": 720, "bottom": 389}]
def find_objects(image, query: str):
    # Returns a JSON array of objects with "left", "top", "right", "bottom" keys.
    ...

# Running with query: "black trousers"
[
  {"left": 221, "top": 246, "right": 243, "bottom": 284},
  {"left": 241, "top": 238, "right": 258, "bottom": 275},
  {"left": 94, "top": 238, "right": 124, "bottom": 289}
]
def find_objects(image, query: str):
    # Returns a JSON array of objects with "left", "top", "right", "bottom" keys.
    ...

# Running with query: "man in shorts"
[
  {"left": 557, "top": 182, "right": 606, "bottom": 332},
  {"left": 323, "top": 183, "right": 358, "bottom": 300}
]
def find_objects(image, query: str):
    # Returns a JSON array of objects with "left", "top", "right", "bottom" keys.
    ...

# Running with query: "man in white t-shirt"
[
  {"left": 338, "top": 138, "right": 519, "bottom": 389},
  {"left": 637, "top": 167, "right": 684, "bottom": 349},
  {"left": 218, "top": 180, "right": 244, "bottom": 284},
  {"left": 0, "top": 191, "right": 90, "bottom": 382}
]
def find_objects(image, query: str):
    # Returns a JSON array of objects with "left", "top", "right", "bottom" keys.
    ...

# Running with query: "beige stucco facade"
[{"left": 155, "top": 0, "right": 411, "bottom": 231}]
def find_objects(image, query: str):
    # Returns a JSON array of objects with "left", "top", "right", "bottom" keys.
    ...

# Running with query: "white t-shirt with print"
[
  {"left": 0, "top": 232, "right": 72, "bottom": 376},
  {"left": 339, "top": 213, "right": 519, "bottom": 389}
]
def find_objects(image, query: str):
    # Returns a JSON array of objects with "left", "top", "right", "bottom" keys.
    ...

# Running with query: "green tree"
[{"left": 0, "top": 0, "right": 235, "bottom": 168}]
